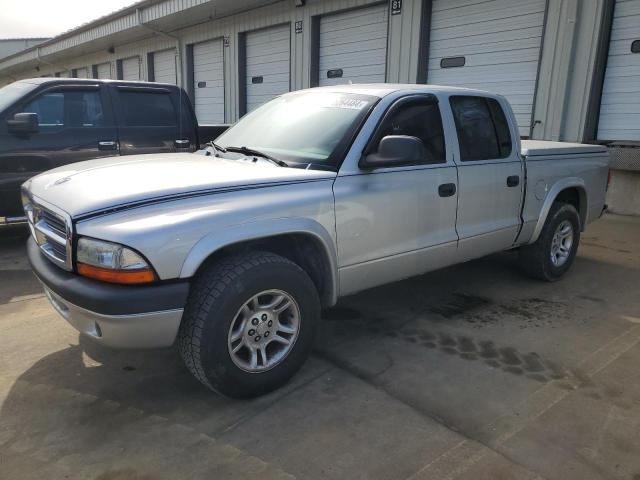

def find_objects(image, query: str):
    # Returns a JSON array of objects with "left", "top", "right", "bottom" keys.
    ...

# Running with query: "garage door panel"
[
  {"left": 428, "top": 0, "right": 545, "bottom": 136},
  {"left": 321, "top": 38, "right": 387, "bottom": 57},
  {"left": 153, "top": 49, "right": 177, "bottom": 84},
  {"left": 430, "top": 26, "right": 542, "bottom": 52},
  {"left": 245, "top": 24, "right": 290, "bottom": 113},
  {"left": 321, "top": 48, "right": 388, "bottom": 67},
  {"left": 431, "top": 14, "right": 544, "bottom": 41},
  {"left": 193, "top": 39, "right": 225, "bottom": 124},
  {"left": 597, "top": 0, "right": 640, "bottom": 141},
  {"left": 433, "top": 2, "right": 545, "bottom": 29},
  {"left": 430, "top": 36, "right": 541, "bottom": 57},
  {"left": 121, "top": 57, "right": 140, "bottom": 80},
  {"left": 96, "top": 63, "right": 111, "bottom": 79},
  {"left": 318, "top": 4, "right": 388, "bottom": 87},
  {"left": 429, "top": 49, "right": 540, "bottom": 69},
  {"left": 75, "top": 68, "right": 88, "bottom": 78}
]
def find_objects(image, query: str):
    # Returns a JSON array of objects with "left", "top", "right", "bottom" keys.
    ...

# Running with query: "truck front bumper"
[{"left": 27, "top": 238, "right": 189, "bottom": 348}]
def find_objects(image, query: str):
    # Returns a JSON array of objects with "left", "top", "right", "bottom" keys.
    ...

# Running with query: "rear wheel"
[
  {"left": 519, "top": 203, "right": 581, "bottom": 281},
  {"left": 178, "top": 251, "right": 320, "bottom": 398}
]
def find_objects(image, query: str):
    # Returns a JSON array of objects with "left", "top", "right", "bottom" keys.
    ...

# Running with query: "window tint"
[
  {"left": 375, "top": 100, "right": 446, "bottom": 164},
  {"left": 450, "top": 96, "right": 512, "bottom": 161},
  {"left": 119, "top": 91, "right": 176, "bottom": 126},
  {"left": 21, "top": 90, "right": 105, "bottom": 128},
  {"left": 487, "top": 98, "right": 512, "bottom": 157}
]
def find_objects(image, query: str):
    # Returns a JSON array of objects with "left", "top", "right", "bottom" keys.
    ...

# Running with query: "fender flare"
[
  {"left": 179, "top": 217, "right": 339, "bottom": 306},
  {"left": 529, "top": 177, "right": 588, "bottom": 244}
]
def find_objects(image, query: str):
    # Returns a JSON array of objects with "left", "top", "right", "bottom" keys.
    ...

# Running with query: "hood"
[{"left": 25, "top": 152, "right": 336, "bottom": 218}]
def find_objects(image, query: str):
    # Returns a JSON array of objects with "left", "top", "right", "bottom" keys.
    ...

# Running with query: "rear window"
[
  {"left": 450, "top": 96, "right": 512, "bottom": 161},
  {"left": 119, "top": 90, "right": 177, "bottom": 126}
]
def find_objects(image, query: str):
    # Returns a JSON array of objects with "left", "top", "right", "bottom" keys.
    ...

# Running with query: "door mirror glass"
[
  {"left": 361, "top": 135, "right": 425, "bottom": 168},
  {"left": 7, "top": 112, "right": 39, "bottom": 135}
]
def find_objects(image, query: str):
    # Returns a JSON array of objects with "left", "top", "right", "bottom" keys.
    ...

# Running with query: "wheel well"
[
  {"left": 193, "top": 234, "right": 335, "bottom": 307},
  {"left": 554, "top": 187, "right": 587, "bottom": 229}
]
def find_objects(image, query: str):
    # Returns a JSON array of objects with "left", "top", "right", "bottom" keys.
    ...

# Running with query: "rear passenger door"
[
  {"left": 450, "top": 95, "right": 523, "bottom": 261},
  {"left": 112, "top": 85, "right": 196, "bottom": 155}
]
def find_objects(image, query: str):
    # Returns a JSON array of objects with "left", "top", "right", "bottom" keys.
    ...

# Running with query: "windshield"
[
  {"left": 0, "top": 81, "right": 38, "bottom": 113},
  {"left": 216, "top": 91, "right": 377, "bottom": 168}
]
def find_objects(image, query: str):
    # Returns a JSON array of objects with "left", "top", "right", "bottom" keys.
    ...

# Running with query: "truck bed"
[{"left": 521, "top": 140, "right": 607, "bottom": 158}]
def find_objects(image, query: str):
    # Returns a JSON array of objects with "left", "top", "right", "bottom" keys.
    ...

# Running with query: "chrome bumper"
[
  {"left": 43, "top": 284, "right": 183, "bottom": 349},
  {"left": 0, "top": 215, "right": 27, "bottom": 227}
]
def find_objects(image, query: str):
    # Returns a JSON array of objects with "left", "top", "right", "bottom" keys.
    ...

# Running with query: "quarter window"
[
  {"left": 450, "top": 96, "right": 512, "bottom": 161},
  {"left": 374, "top": 99, "right": 446, "bottom": 164}
]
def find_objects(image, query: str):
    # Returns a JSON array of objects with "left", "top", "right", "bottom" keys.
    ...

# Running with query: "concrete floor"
[{"left": 1, "top": 214, "right": 640, "bottom": 480}]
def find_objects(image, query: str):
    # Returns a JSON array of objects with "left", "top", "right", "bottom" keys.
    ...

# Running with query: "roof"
[
  {"left": 292, "top": 83, "right": 498, "bottom": 98},
  {"left": 15, "top": 77, "right": 180, "bottom": 88}
]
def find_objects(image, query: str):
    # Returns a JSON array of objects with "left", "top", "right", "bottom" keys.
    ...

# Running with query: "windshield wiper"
[
  {"left": 204, "top": 141, "right": 227, "bottom": 156},
  {"left": 224, "top": 146, "right": 289, "bottom": 167}
]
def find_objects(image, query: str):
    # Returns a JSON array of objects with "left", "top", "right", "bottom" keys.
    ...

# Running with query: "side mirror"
[
  {"left": 7, "top": 113, "right": 39, "bottom": 135},
  {"left": 361, "top": 135, "right": 425, "bottom": 168}
]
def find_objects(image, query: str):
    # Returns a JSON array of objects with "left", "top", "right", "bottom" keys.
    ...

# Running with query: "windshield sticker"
[{"left": 329, "top": 98, "right": 369, "bottom": 110}]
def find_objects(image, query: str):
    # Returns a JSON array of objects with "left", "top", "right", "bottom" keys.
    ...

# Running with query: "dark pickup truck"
[{"left": 0, "top": 78, "right": 228, "bottom": 226}]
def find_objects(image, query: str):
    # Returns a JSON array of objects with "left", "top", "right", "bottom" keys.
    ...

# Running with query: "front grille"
[
  {"left": 26, "top": 201, "right": 72, "bottom": 271},
  {"left": 39, "top": 209, "right": 67, "bottom": 237}
]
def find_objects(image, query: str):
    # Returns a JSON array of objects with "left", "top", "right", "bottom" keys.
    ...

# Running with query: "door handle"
[
  {"left": 174, "top": 139, "right": 190, "bottom": 148},
  {"left": 438, "top": 183, "right": 456, "bottom": 197},
  {"left": 98, "top": 141, "right": 117, "bottom": 151},
  {"left": 507, "top": 175, "right": 520, "bottom": 187}
]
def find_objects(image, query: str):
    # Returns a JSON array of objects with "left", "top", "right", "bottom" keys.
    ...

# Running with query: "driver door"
[{"left": 333, "top": 95, "right": 459, "bottom": 296}]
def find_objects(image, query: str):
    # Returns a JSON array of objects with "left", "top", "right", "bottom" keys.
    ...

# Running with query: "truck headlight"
[{"left": 76, "top": 237, "right": 156, "bottom": 284}]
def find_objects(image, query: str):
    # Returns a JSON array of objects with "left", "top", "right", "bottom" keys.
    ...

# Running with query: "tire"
[
  {"left": 519, "top": 202, "right": 581, "bottom": 282},
  {"left": 178, "top": 251, "right": 320, "bottom": 398}
]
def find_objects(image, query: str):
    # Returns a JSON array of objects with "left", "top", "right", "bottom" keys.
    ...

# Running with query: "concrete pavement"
[{"left": 1, "top": 214, "right": 639, "bottom": 479}]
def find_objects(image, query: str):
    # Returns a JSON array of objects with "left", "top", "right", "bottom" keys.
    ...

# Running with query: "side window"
[
  {"left": 376, "top": 100, "right": 446, "bottom": 164},
  {"left": 21, "top": 90, "right": 105, "bottom": 129},
  {"left": 119, "top": 90, "right": 177, "bottom": 127},
  {"left": 487, "top": 98, "right": 512, "bottom": 157},
  {"left": 450, "top": 96, "right": 512, "bottom": 161}
]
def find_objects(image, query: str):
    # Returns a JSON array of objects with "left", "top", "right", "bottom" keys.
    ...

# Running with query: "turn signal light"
[{"left": 77, "top": 263, "right": 156, "bottom": 284}]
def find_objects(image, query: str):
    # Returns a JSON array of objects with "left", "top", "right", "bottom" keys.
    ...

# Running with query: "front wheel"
[
  {"left": 178, "top": 251, "right": 320, "bottom": 398},
  {"left": 519, "top": 203, "right": 581, "bottom": 282}
]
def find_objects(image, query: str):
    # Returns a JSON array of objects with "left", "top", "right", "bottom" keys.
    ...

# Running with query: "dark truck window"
[
  {"left": 375, "top": 100, "right": 446, "bottom": 164},
  {"left": 450, "top": 96, "right": 512, "bottom": 161},
  {"left": 21, "top": 89, "right": 105, "bottom": 128},
  {"left": 119, "top": 90, "right": 177, "bottom": 126}
]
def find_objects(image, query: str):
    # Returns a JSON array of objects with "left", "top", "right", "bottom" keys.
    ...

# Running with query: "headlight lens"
[{"left": 76, "top": 237, "right": 156, "bottom": 284}]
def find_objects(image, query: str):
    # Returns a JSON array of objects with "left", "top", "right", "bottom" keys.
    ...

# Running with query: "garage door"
[
  {"left": 427, "top": 0, "right": 546, "bottom": 137},
  {"left": 597, "top": 0, "right": 640, "bottom": 141},
  {"left": 193, "top": 39, "right": 225, "bottom": 124},
  {"left": 153, "top": 49, "right": 177, "bottom": 84},
  {"left": 244, "top": 24, "right": 290, "bottom": 113},
  {"left": 318, "top": 4, "right": 389, "bottom": 86},
  {"left": 95, "top": 63, "right": 111, "bottom": 79},
  {"left": 121, "top": 57, "right": 140, "bottom": 80},
  {"left": 74, "top": 67, "right": 88, "bottom": 78}
]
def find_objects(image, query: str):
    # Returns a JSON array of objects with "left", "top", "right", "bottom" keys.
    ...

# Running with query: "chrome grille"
[{"left": 25, "top": 199, "right": 72, "bottom": 271}]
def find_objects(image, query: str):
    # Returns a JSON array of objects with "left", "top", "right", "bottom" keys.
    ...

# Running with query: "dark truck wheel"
[
  {"left": 178, "top": 251, "right": 320, "bottom": 398},
  {"left": 519, "top": 202, "right": 581, "bottom": 282}
]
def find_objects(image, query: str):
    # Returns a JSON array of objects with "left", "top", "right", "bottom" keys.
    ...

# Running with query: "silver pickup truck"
[{"left": 23, "top": 84, "right": 609, "bottom": 397}]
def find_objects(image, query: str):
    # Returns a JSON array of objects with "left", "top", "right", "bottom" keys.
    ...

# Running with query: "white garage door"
[
  {"left": 427, "top": 0, "right": 546, "bottom": 137},
  {"left": 57, "top": 71, "right": 69, "bottom": 78},
  {"left": 153, "top": 49, "right": 177, "bottom": 84},
  {"left": 122, "top": 57, "right": 140, "bottom": 81},
  {"left": 74, "top": 67, "right": 88, "bottom": 78},
  {"left": 598, "top": 0, "right": 640, "bottom": 141},
  {"left": 96, "top": 63, "right": 111, "bottom": 79},
  {"left": 193, "top": 39, "right": 225, "bottom": 124},
  {"left": 245, "top": 24, "right": 290, "bottom": 113},
  {"left": 319, "top": 4, "right": 389, "bottom": 86}
]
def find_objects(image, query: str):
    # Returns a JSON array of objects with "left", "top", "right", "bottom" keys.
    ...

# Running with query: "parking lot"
[{"left": 1, "top": 213, "right": 639, "bottom": 480}]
